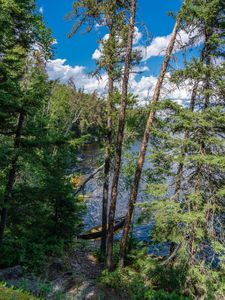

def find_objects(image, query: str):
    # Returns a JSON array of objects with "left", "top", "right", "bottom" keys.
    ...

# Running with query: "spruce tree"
[
  {"left": 119, "top": 1, "right": 185, "bottom": 266},
  {"left": 140, "top": 0, "right": 225, "bottom": 297},
  {"left": 0, "top": 0, "right": 52, "bottom": 246}
]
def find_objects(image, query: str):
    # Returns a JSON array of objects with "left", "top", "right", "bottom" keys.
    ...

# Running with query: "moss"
[{"left": 0, "top": 283, "right": 39, "bottom": 300}]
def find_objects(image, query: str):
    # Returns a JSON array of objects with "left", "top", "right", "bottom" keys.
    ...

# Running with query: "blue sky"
[
  {"left": 37, "top": 0, "right": 195, "bottom": 103},
  {"left": 38, "top": 0, "right": 182, "bottom": 68}
]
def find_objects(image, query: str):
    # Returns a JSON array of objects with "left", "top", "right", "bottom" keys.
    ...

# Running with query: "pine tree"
[
  {"left": 0, "top": 0, "right": 52, "bottom": 246},
  {"left": 106, "top": 0, "right": 137, "bottom": 270},
  {"left": 119, "top": 1, "right": 185, "bottom": 266},
  {"left": 68, "top": 0, "right": 140, "bottom": 258},
  {"left": 139, "top": 0, "right": 225, "bottom": 297}
]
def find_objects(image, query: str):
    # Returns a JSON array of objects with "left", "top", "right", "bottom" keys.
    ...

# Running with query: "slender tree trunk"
[
  {"left": 101, "top": 5, "right": 116, "bottom": 255},
  {"left": 0, "top": 112, "right": 25, "bottom": 246},
  {"left": 106, "top": 0, "right": 137, "bottom": 270},
  {"left": 74, "top": 164, "right": 104, "bottom": 197},
  {"left": 174, "top": 80, "right": 198, "bottom": 202},
  {"left": 101, "top": 75, "right": 114, "bottom": 254},
  {"left": 119, "top": 14, "right": 181, "bottom": 267}
]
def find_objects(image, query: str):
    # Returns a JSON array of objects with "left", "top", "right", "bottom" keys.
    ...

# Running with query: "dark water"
[{"left": 74, "top": 142, "right": 169, "bottom": 256}]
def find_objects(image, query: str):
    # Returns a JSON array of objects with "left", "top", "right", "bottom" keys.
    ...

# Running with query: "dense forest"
[{"left": 0, "top": 0, "right": 224, "bottom": 299}]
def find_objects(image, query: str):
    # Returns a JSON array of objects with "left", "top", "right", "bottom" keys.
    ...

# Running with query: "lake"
[{"left": 73, "top": 142, "right": 170, "bottom": 256}]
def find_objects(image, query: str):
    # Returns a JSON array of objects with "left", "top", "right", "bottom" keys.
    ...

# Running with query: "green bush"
[
  {"left": 100, "top": 268, "right": 147, "bottom": 300},
  {"left": 145, "top": 290, "right": 189, "bottom": 300},
  {"left": 100, "top": 264, "right": 190, "bottom": 300}
]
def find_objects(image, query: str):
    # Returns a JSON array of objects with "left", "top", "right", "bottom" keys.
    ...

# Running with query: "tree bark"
[
  {"left": 119, "top": 14, "right": 181, "bottom": 267},
  {"left": 106, "top": 0, "right": 137, "bottom": 271},
  {"left": 0, "top": 112, "right": 25, "bottom": 247},
  {"left": 101, "top": 75, "right": 114, "bottom": 255},
  {"left": 101, "top": 4, "right": 116, "bottom": 255}
]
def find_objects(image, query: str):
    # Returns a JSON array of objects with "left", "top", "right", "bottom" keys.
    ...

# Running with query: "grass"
[{"left": 0, "top": 283, "right": 38, "bottom": 300}]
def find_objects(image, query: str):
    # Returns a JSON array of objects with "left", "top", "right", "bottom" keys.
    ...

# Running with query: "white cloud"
[
  {"left": 92, "top": 27, "right": 202, "bottom": 63},
  {"left": 128, "top": 72, "right": 191, "bottom": 105},
  {"left": 95, "top": 23, "right": 103, "bottom": 29},
  {"left": 46, "top": 59, "right": 108, "bottom": 94},
  {"left": 46, "top": 58, "right": 191, "bottom": 106},
  {"left": 92, "top": 34, "right": 106, "bottom": 60},
  {"left": 92, "top": 27, "right": 142, "bottom": 61},
  {"left": 137, "top": 28, "right": 202, "bottom": 61},
  {"left": 131, "top": 65, "right": 149, "bottom": 73},
  {"left": 46, "top": 26, "right": 201, "bottom": 106},
  {"left": 133, "top": 27, "right": 143, "bottom": 45},
  {"left": 39, "top": 6, "right": 44, "bottom": 14},
  {"left": 92, "top": 49, "right": 102, "bottom": 60}
]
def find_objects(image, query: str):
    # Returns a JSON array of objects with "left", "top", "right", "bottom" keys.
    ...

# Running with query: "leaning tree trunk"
[
  {"left": 119, "top": 13, "right": 182, "bottom": 267},
  {"left": 106, "top": 0, "right": 137, "bottom": 271},
  {"left": 0, "top": 112, "right": 25, "bottom": 247}
]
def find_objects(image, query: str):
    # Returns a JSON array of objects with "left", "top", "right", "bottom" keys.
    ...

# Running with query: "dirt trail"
[
  {"left": 48, "top": 245, "right": 104, "bottom": 299},
  {"left": 1, "top": 242, "right": 127, "bottom": 299}
]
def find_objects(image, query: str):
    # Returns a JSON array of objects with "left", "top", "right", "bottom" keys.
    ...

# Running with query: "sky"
[{"left": 37, "top": 0, "right": 196, "bottom": 104}]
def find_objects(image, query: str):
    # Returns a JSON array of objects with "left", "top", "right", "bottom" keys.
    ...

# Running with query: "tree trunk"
[
  {"left": 74, "top": 164, "right": 104, "bottom": 197},
  {"left": 106, "top": 0, "right": 137, "bottom": 271},
  {"left": 101, "top": 75, "right": 114, "bottom": 255},
  {"left": 0, "top": 112, "right": 25, "bottom": 247},
  {"left": 101, "top": 5, "right": 116, "bottom": 255},
  {"left": 119, "top": 14, "right": 181, "bottom": 267}
]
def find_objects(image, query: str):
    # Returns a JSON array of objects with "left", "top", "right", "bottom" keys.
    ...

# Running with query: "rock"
[
  {"left": 47, "top": 258, "right": 65, "bottom": 280},
  {"left": 0, "top": 265, "right": 23, "bottom": 280},
  {"left": 50, "top": 258, "right": 64, "bottom": 272}
]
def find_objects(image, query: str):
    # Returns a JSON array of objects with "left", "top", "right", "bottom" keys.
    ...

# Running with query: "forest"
[{"left": 0, "top": 0, "right": 224, "bottom": 299}]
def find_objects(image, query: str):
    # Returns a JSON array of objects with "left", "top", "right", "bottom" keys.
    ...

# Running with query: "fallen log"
[
  {"left": 74, "top": 164, "right": 104, "bottom": 197},
  {"left": 78, "top": 217, "right": 125, "bottom": 240}
]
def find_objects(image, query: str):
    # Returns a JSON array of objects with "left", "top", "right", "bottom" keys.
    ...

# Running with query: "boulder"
[{"left": 0, "top": 265, "right": 23, "bottom": 280}]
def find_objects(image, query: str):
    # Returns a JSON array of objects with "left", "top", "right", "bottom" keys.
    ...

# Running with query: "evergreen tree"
[
  {"left": 106, "top": 0, "right": 138, "bottom": 270},
  {"left": 0, "top": 0, "right": 52, "bottom": 246},
  {"left": 139, "top": 0, "right": 225, "bottom": 297},
  {"left": 0, "top": 1, "right": 85, "bottom": 269},
  {"left": 119, "top": 1, "right": 185, "bottom": 266},
  {"left": 68, "top": 0, "right": 141, "bottom": 259}
]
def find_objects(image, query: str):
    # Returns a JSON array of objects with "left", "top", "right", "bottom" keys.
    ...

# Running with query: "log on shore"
[{"left": 78, "top": 218, "right": 125, "bottom": 240}]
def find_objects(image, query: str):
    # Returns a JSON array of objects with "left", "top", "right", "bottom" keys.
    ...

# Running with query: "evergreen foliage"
[
  {"left": 137, "top": 0, "right": 225, "bottom": 298},
  {"left": 0, "top": 0, "right": 224, "bottom": 299}
]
